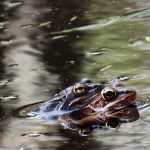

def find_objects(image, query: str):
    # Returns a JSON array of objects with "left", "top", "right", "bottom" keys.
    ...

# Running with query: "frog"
[{"left": 14, "top": 78, "right": 149, "bottom": 136}]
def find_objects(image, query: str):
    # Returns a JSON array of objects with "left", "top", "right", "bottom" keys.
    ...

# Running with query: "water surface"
[{"left": 0, "top": 0, "right": 150, "bottom": 149}]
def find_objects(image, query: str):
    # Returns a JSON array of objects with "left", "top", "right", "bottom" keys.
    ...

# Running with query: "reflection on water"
[{"left": 0, "top": 0, "right": 150, "bottom": 149}]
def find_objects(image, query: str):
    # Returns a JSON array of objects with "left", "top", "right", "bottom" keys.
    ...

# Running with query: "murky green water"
[{"left": 0, "top": 0, "right": 150, "bottom": 150}]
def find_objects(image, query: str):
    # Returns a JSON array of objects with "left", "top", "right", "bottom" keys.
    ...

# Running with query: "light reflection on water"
[{"left": 0, "top": 0, "right": 150, "bottom": 149}]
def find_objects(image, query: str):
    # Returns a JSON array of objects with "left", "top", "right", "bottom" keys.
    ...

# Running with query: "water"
[{"left": 0, "top": 0, "right": 150, "bottom": 149}]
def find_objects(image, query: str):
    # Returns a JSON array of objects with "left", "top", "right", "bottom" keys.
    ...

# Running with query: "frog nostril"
[
  {"left": 125, "top": 90, "right": 131, "bottom": 94},
  {"left": 125, "top": 90, "right": 136, "bottom": 96}
]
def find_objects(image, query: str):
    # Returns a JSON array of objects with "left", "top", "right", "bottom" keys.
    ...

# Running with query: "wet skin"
[{"left": 14, "top": 78, "right": 140, "bottom": 135}]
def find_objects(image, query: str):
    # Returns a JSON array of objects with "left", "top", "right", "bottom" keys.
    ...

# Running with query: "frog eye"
[
  {"left": 101, "top": 87, "right": 116, "bottom": 101},
  {"left": 73, "top": 83, "right": 87, "bottom": 96}
]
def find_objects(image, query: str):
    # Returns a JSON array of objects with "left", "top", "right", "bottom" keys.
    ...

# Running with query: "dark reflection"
[
  {"left": 58, "top": 129, "right": 111, "bottom": 150},
  {"left": 36, "top": 128, "right": 112, "bottom": 150},
  {"left": 32, "top": 0, "right": 89, "bottom": 31},
  {"left": 29, "top": 0, "right": 89, "bottom": 88},
  {"left": 23, "top": 127, "right": 111, "bottom": 150},
  {"left": 33, "top": 34, "right": 83, "bottom": 88}
]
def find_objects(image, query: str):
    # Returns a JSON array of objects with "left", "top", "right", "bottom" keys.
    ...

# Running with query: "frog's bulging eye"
[
  {"left": 101, "top": 87, "right": 116, "bottom": 101},
  {"left": 73, "top": 83, "right": 87, "bottom": 96}
]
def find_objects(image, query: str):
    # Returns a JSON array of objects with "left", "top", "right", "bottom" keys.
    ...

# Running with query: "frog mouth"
[{"left": 104, "top": 103, "right": 140, "bottom": 123}]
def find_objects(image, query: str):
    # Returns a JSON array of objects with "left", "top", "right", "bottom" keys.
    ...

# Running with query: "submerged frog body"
[{"left": 14, "top": 78, "right": 149, "bottom": 135}]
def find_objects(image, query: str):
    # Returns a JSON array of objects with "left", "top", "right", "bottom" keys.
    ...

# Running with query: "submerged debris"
[
  {"left": 3, "top": 1, "right": 23, "bottom": 10},
  {"left": 21, "top": 133, "right": 41, "bottom": 137},
  {"left": 70, "top": 16, "right": 78, "bottom": 22},
  {"left": 8, "top": 63, "right": 18, "bottom": 67},
  {"left": 0, "top": 79, "right": 10, "bottom": 88},
  {"left": 38, "top": 21, "right": 51, "bottom": 28},
  {"left": 100, "top": 65, "right": 112, "bottom": 71},
  {"left": 52, "top": 35, "right": 66, "bottom": 40},
  {"left": 0, "top": 95, "right": 19, "bottom": 102},
  {"left": 0, "top": 22, "right": 8, "bottom": 29},
  {"left": 21, "top": 132, "right": 52, "bottom": 137},
  {"left": 0, "top": 40, "right": 13, "bottom": 46},
  {"left": 118, "top": 75, "right": 135, "bottom": 81},
  {"left": 145, "top": 36, "right": 150, "bottom": 42},
  {"left": 18, "top": 146, "right": 31, "bottom": 150},
  {"left": 85, "top": 51, "right": 106, "bottom": 56}
]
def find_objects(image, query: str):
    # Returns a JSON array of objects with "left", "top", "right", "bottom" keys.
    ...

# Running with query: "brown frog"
[{"left": 14, "top": 78, "right": 148, "bottom": 136}]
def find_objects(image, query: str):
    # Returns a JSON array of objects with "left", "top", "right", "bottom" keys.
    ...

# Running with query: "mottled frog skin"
[{"left": 14, "top": 78, "right": 149, "bottom": 135}]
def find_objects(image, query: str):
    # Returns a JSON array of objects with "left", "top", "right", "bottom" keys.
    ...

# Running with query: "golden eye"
[
  {"left": 101, "top": 87, "right": 116, "bottom": 101},
  {"left": 73, "top": 83, "right": 87, "bottom": 96}
]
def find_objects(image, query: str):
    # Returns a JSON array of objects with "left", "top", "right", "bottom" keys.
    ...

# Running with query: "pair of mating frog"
[{"left": 15, "top": 78, "right": 149, "bottom": 135}]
